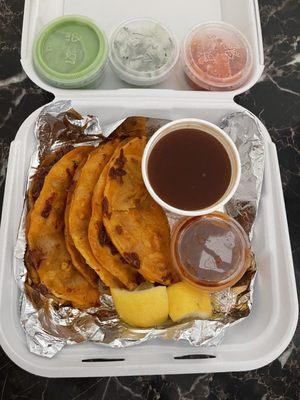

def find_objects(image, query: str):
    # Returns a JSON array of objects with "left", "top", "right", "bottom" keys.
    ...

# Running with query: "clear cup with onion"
[{"left": 109, "top": 18, "right": 179, "bottom": 86}]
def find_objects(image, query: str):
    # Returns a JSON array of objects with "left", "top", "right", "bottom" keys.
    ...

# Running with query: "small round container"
[
  {"left": 33, "top": 15, "right": 108, "bottom": 89},
  {"left": 109, "top": 18, "right": 179, "bottom": 86},
  {"left": 142, "top": 118, "right": 241, "bottom": 217},
  {"left": 171, "top": 212, "right": 251, "bottom": 291},
  {"left": 182, "top": 22, "right": 253, "bottom": 91}
]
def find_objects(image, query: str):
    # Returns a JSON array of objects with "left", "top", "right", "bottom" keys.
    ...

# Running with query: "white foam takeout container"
[{"left": 0, "top": 0, "right": 298, "bottom": 377}]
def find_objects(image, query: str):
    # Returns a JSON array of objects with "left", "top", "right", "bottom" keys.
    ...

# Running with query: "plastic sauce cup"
[
  {"left": 33, "top": 15, "right": 108, "bottom": 89},
  {"left": 142, "top": 118, "right": 241, "bottom": 217},
  {"left": 171, "top": 212, "right": 252, "bottom": 291},
  {"left": 182, "top": 22, "right": 253, "bottom": 91},
  {"left": 109, "top": 18, "right": 179, "bottom": 86}
]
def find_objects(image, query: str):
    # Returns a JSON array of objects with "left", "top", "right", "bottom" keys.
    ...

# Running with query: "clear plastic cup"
[
  {"left": 171, "top": 212, "right": 252, "bottom": 291},
  {"left": 109, "top": 18, "right": 179, "bottom": 86},
  {"left": 33, "top": 15, "right": 108, "bottom": 89},
  {"left": 182, "top": 22, "right": 253, "bottom": 91}
]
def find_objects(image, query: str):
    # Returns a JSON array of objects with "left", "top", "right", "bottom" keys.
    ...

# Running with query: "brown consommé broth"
[{"left": 147, "top": 128, "right": 232, "bottom": 211}]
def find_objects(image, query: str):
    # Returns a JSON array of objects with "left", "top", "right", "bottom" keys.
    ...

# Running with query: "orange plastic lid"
[{"left": 171, "top": 212, "right": 251, "bottom": 291}]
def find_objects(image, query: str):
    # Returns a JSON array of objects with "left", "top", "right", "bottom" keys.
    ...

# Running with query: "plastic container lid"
[
  {"left": 171, "top": 212, "right": 251, "bottom": 291},
  {"left": 109, "top": 18, "right": 179, "bottom": 86},
  {"left": 33, "top": 15, "right": 108, "bottom": 89},
  {"left": 182, "top": 22, "right": 253, "bottom": 91}
]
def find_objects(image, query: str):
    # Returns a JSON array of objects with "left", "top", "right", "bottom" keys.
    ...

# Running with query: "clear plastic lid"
[
  {"left": 171, "top": 212, "right": 251, "bottom": 291},
  {"left": 109, "top": 18, "right": 179, "bottom": 86},
  {"left": 33, "top": 15, "right": 108, "bottom": 89},
  {"left": 182, "top": 22, "right": 253, "bottom": 91}
]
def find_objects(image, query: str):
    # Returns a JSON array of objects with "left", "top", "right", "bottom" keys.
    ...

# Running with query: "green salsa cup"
[{"left": 33, "top": 15, "right": 108, "bottom": 89}]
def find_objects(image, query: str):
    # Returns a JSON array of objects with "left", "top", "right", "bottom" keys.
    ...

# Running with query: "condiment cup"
[
  {"left": 109, "top": 18, "right": 179, "bottom": 86},
  {"left": 182, "top": 22, "right": 253, "bottom": 91},
  {"left": 33, "top": 15, "right": 108, "bottom": 89},
  {"left": 170, "top": 212, "right": 252, "bottom": 291},
  {"left": 141, "top": 118, "right": 241, "bottom": 216}
]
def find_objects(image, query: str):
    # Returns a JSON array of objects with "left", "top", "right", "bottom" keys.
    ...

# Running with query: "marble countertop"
[{"left": 0, "top": 0, "right": 299, "bottom": 398}]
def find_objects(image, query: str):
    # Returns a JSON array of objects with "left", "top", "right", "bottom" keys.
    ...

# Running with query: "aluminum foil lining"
[
  {"left": 14, "top": 101, "right": 264, "bottom": 358},
  {"left": 221, "top": 111, "right": 265, "bottom": 240}
]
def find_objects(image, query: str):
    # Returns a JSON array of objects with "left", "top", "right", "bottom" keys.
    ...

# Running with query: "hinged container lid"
[{"left": 21, "top": 0, "right": 264, "bottom": 100}]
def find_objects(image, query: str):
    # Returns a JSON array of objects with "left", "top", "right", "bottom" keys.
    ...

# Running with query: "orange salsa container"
[
  {"left": 171, "top": 212, "right": 252, "bottom": 291},
  {"left": 182, "top": 22, "right": 253, "bottom": 91}
]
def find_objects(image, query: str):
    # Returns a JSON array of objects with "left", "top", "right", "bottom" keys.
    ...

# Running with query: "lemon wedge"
[
  {"left": 167, "top": 281, "right": 212, "bottom": 322},
  {"left": 111, "top": 286, "right": 169, "bottom": 328}
]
